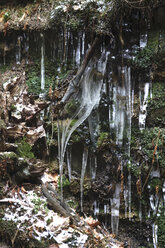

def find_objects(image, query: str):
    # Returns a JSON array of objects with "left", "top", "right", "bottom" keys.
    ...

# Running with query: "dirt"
[{"left": 0, "top": 0, "right": 52, "bottom": 32}]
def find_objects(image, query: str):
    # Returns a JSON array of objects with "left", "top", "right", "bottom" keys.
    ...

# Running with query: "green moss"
[
  {"left": 147, "top": 82, "right": 165, "bottom": 126},
  {"left": 65, "top": 99, "right": 79, "bottom": 117},
  {"left": 3, "top": 11, "right": 10, "bottom": 22},
  {"left": 0, "top": 151, "right": 17, "bottom": 160},
  {"left": 31, "top": 193, "right": 49, "bottom": 214},
  {"left": 133, "top": 47, "right": 153, "bottom": 69},
  {"left": 0, "top": 218, "right": 17, "bottom": 243},
  {"left": 10, "top": 104, "right": 17, "bottom": 111},
  {"left": 138, "top": 127, "right": 165, "bottom": 170},
  {"left": 158, "top": 210, "right": 165, "bottom": 247},
  {"left": 67, "top": 199, "right": 79, "bottom": 209},
  {"left": 58, "top": 175, "right": 70, "bottom": 190},
  {"left": 148, "top": 178, "right": 162, "bottom": 193},
  {"left": 97, "top": 132, "right": 109, "bottom": 148},
  {"left": 16, "top": 137, "right": 35, "bottom": 159}
]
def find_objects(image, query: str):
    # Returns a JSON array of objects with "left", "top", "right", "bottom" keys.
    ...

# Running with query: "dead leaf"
[
  {"left": 23, "top": 22, "right": 28, "bottom": 30},
  {"left": 21, "top": 186, "right": 27, "bottom": 193},
  {"left": 85, "top": 216, "right": 101, "bottom": 228},
  {"left": 155, "top": 185, "right": 159, "bottom": 194},
  {"left": 54, "top": 89, "right": 60, "bottom": 99},
  {"left": 3, "top": 22, "right": 8, "bottom": 36},
  {"left": 48, "top": 86, "right": 52, "bottom": 99},
  {"left": 110, "top": 233, "right": 116, "bottom": 238},
  {"left": 0, "top": 11, "right": 5, "bottom": 18},
  {"left": 48, "top": 244, "right": 59, "bottom": 248},
  {"left": 136, "top": 179, "right": 142, "bottom": 196},
  {"left": 28, "top": 230, "right": 33, "bottom": 238},
  {"left": 19, "top": 12, "right": 26, "bottom": 22}
]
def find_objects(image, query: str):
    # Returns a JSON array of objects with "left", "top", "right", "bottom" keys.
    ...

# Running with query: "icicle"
[
  {"left": 152, "top": 223, "right": 158, "bottom": 248},
  {"left": 88, "top": 110, "right": 100, "bottom": 147},
  {"left": 110, "top": 183, "right": 121, "bottom": 235},
  {"left": 150, "top": 193, "right": 159, "bottom": 248},
  {"left": 140, "top": 33, "right": 148, "bottom": 48},
  {"left": 109, "top": 66, "right": 133, "bottom": 147},
  {"left": 125, "top": 67, "right": 132, "bottom": 220},
  {"left": 3, "top": 48, "right": 6, "bottom": 66},
  {"left": 80, "top": 147, "right": 88, "bottom": 212},
  {"left": 124, "top": 187, "right": 128, "bottom": 218},
  {"left": 81, "top": 32, "right": 85, "bottom": 57},
  {"left": 57, "top": 52, "right": 109, "bottom": 201},
  {"left": 128, "top": 172, "right": 132, "bottom": 220},
  {"left": 75, "top": 33, "right": 81, "bottom": 66},
  {"left": 93, "top": 200, "right": 99, "bottom": 218},
  {"left": 24, "top": 32, "right": 29, "bottom": 64},
  {"left": 41, "top": 33, "right": 45, "bottom": 91},
  {"left": 163, "top": 182, "right": 165, "bottom": 214},
  {"left": 149, "top": 176, "right": 160, "bottom": 248},
  {"left": 66, "top": 146, "right": 72, "bottom": 182},
  {"left": 16, "top": 36, "right": 22, "bottom": 64},
  {"left": 90, "top": 155, "right": 97, "bottom": 179},
  {"left": 139, "top": 82, "right": 151, "bottom": 130},
  {"left": 139, "top": 197, "right": 142, "bottom": 222}
]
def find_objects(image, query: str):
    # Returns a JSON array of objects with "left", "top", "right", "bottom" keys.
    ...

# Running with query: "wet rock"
[
  {"left": 0, "top": 242, "right": 9, "bottom": 248},
  {"left": 146, "top": 82, "right": 165, "bottom": 127},
  {"left": 69, "top": 178, "right": 80, "bottom": 195},
  {"left": 14, "top": 159, "right": 45, "bottom": 184},
  {"left": 0, "top": 152, "right": 18, "bottom": 178},
  {"left": 92, "top": 150, "right": 120, "bottom": 200}
]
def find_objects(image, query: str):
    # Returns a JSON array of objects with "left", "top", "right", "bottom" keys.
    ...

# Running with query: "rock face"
[
  {"left": 0, "top": 63, "right": 49, "bottom": 158},
  {"left": 92, "top": 150, "right": 120, "bottom": 200}
]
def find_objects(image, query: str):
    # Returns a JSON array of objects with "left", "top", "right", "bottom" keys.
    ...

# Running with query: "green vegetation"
[
  {"left": 0, "top": 218, "right": 17, "bottom": 243},
  {"left": 147, "top": 82, "right": 165, "bottom": 126},
  {"left": 133, "top": 47, "right": 153, "bottom": 69},
  {"left": 140, "top": 127, "right": 165, "bottom": 168},
  {"left": 97, "top": 132, "right": 109, "bottom": 148},
  {"left": 26, "top": 56, "right": 72, "bottom": 95},
  {"left": 0, "top": 151, "right": 17, "bottom": 160},
  {"left": 31, "top": 193, "right": 49, "bottom": 214},
  {"left": 10, "top": 104, "right": 17, "bottom": 111},
  {"left": 26, "top": 57, "right": 55, "bottom": 95},
  {"left": 3, "top": 11, "right": 10, "bottom": 22},
  {"left": 0, "top": 119, "right": 6, "bottom": 129},
  {"left": 67, "top": 199, "right": 79, "bottom": 209},
  {"left": 58, "top": 175, "right": 70, "bottom": 190},
  {"left": 158, "top": 210, "right": 165, "bottom": 247},
  {"left": 16, "top": 137, "right": 35, "bottom": 159}
]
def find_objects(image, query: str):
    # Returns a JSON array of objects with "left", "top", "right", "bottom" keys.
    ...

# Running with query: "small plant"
[
  {"left": 58, "top": 175, "right": 70, "bottom": 190},
  {"left": 97, "top": 132, "right": 109, "bottom": 148},
  {"left": 31, "top": 193, "right": 49, "bottom": 214},
  {"left": 157, "top": 208, "right": 165, "bottom": 247},
  {"left": 133, "top": 47, "right": 153, "bottom": 69},
  {"left": 10, "top": 104, "right": 17, "bottom": 112},
  {"left": 16, "top": 137, "right": 35, "bottom": 159},
  {"left": 3, "top": 11, "right": 10, "bottom": 22},
  {"left": 0, "top": 119, "right": 6, "bottom": 129}
]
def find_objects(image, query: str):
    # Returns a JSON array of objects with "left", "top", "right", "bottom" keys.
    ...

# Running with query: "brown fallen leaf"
[
  {"left": 3, "top": 22, "right": 8, "bottom": 36},
  {"left": 21, "top": 186, "right": 27, "bottom": 193},
  {"left": 48, "top": 244, "right": 59, "bottom": 248},
  {"left": 23, "top": 22, "right": 28, "bottom": 30},
  {"left": 85, "top": 216, "right": 101, "bottom": 228}
]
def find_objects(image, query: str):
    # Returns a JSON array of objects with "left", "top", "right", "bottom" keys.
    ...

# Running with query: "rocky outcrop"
[{"left": 0, "top": 63, "right": 50, "bottom": 158}]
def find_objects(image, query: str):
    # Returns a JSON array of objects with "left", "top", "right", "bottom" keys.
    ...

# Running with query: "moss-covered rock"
[
  {"left": 0, "top": 152, "right": 18, "bottom": 179},
  {"left": 158, "top": 211, "right": 165, "bottom": 247},
  {"left": 146, "top": 82, "right": 165, "bottom": 127}
]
